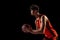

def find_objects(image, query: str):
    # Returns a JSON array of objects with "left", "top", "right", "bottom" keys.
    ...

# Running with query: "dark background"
[{"left": 14, "top": 0, "right": 60, "bottom": 40}]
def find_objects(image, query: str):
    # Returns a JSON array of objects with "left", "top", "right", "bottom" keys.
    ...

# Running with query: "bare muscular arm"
[
  {"left": 47, "top": 20, "right": 58, "bottom": 38},
  {"left": 44, "top": 15, "right": 58, "bottom": 38}
]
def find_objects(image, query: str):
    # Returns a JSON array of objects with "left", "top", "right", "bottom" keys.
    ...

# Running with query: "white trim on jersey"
[{"left": 35, "top": 15, "right": 49, "bottom": 33}]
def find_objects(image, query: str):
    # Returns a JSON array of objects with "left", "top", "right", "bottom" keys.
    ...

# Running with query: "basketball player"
[{"left": 22, "top": 4, "right": 58, "bottom": 40}]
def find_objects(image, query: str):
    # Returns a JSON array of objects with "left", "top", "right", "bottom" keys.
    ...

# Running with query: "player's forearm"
[
  {"left": 30, "top": 30, "right": 38, "bottom": 33},
  {"left": 32, "top": 29, "right": 39, "bottom": 32},
  {"left": 30, "top": 29, "right": 43, "bottom": 34},
  {"left": 51, "top": 29, "right": 58, "bottom": 37},
  {"left": 49, "top": 24, "right": 58, "bottom": 37},
  {"left": 48, "top": 20, "right": 58, "bottom": 37},
  {"left": 29, "top": 29, "right": 37, "bottom": 34}
]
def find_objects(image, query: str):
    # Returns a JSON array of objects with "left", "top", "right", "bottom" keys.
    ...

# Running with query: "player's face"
[{"left": 31, "top": 10, "right": 37, "bottom": 16}]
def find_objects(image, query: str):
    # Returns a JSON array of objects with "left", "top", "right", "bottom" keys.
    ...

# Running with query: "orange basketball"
[{"left": 22, "top": 24, "right": 32, "bottom": 33}]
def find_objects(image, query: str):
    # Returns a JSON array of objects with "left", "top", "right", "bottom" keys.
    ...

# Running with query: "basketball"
[{"left": 22, "top": 24, "right": 32, "bottom": 33}]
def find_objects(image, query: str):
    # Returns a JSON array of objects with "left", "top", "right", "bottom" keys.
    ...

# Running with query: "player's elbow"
[
  {"left": 52, "top": 29, "right": 58, "bottom": 37},
  {"left": 56, "top": 33, "right": 58, "bottom": 37}
]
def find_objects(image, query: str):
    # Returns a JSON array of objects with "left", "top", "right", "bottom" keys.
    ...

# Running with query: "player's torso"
[
  {"left": 35, "top": 15, "right": 54, "bottom": 38},
  {"left": 35, "top": 17, "right": 42, "bottom": 30}
]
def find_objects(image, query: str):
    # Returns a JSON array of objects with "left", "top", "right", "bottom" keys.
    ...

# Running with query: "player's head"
[{"left": 30, "top": 4, "right": 39, "bottom": 15}]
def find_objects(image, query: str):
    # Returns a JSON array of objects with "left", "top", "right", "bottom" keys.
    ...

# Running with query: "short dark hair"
[{"left": 30, "top": 4, "right": 39, "bottom": 11}]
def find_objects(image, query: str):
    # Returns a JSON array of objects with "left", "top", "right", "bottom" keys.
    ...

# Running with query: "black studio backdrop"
[{"left": 15, "top": 0, "right": 60, "bottom": 40}]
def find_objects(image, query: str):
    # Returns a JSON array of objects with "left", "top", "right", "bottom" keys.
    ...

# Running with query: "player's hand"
[{"left": 22, "top": 24, "right": 32, "bottom": 33}]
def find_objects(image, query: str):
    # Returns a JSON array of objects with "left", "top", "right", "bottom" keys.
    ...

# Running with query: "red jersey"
[{"left": 35, "top": 15, "right": 54, "bottom": 39}]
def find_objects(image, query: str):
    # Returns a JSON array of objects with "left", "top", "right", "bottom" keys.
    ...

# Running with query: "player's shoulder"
[
  {"left": 40, "top": 14, "right": 48, "bottom": 20},
  {"left": 40, "top": 14, "right": 47, "bottom": 17},
  {"left": 38, "top": 14, "right": 48, "bottom": 19}
]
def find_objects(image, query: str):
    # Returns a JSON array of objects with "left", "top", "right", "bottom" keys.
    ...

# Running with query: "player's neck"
[{"left": 35, "top": 12, "right": 40, "bottom": 18}]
